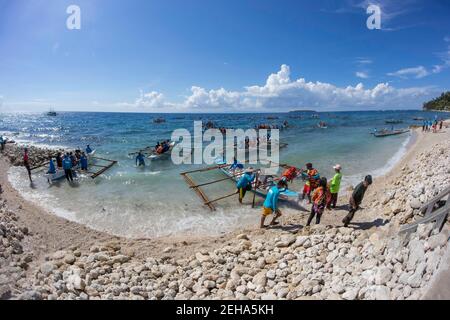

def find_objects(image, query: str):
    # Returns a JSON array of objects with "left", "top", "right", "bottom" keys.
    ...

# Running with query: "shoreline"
[
  {"left": 1, "top": 122, "right": 449, "bottom": 300},
  {"left": 3, "top": 129, "right": 418, "bottom": 241}
]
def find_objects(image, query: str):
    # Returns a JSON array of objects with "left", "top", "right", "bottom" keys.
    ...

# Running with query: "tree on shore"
[{"left": 423, "top": 92, "right": 450, "bottom": 111}]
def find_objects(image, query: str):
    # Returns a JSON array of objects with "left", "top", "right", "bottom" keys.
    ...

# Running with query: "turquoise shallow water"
[{"left": 0, "top": 110, "right": 442, "bottom": 237}]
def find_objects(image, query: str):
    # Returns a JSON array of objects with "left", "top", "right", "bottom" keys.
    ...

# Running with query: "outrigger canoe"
[
  {"left": 214, "top": 157, "right": 299, "bottom": 200},
  {"left": 373, "top": 129, "right": 410, "bottom": 137},
  {"left": 148, "top": 141, "right": 176, "bottom": 161}
]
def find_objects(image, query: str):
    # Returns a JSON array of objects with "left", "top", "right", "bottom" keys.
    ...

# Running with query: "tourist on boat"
[
  {"left": 23, "top": 148, "right": 32, "bottom": 183},
  {"left": 62, "top": 153, "right": 74, "bottom": 182},
  {"left": 80, "top": 153, "right": 88, "bottom": 171},
  {"left": 47, "top": 156, "right": 56, "bottom": 175},
  {"left": 342, "top": 175, "right": 372, "bottom": 227},
  {"left": 306, "top": 177, "right": 328, "bottom": 226},
  {"left": 327, "top": 164, "right": 342, "bottom": 210},
  {"left": 260, "top": 180, "right": 287, "bottom": 228},
  {"left": 236, "top": 168, "right": 256, "bottom": 204},
  {"left": 86, "top": 145, "right": 93, "bottom": 154},
  {"left": 301, "top": 163, "right": 320, "bottom": 203},
  {"left": 135, "top": 152, "right": 146, "bottom": 167},
  {"left": 162, "top": 140, "right": 171, "bottom": 153},
  {"left": 56, "top": 152, "right": 63, "bottom": 168}
]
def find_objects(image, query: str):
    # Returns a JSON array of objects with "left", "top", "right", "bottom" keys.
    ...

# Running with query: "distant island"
[
  {"left": 423, "top": 92, "right": 450, "bottom": 111},
  {"left": 289, "top": 109, "right": 317, "bottom": 113}
]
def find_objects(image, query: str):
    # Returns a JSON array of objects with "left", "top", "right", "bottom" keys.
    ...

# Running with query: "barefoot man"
[{"left": 260, "top": 180, "right": 287, "bottom": 228}]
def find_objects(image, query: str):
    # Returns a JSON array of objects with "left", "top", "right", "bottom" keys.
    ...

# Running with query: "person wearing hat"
[
  {"left": 261, "top": 180, "right": 287, "bottom": 228},
  {"left": 301, "top": 163, "right": 320, "bottom": 204},
  {"left": 23, "top": 147, "right": 33, "bottom": 183},
  {"left": 342, "top": 175, "right": 373, "bottom": 227},
  {"left": 327, "top": 164, "right": 342, "bottom": 210},
  {"left": 236, "top": 167, "right": 256, "bottom": 204}
]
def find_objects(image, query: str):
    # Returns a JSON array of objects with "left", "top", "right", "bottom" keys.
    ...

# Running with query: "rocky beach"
[{"left": 0, "top": 125, "right": 449, "bottom": 300}]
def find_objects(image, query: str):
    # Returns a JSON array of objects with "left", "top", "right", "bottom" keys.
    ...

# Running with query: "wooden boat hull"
[{"left": 373, "top": 129, "right": 410, "bottom": 137}]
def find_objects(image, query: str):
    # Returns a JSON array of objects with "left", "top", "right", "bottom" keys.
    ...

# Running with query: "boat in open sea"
[
  {"left": 46, "top": 109, "right": 57, "bottom": 116},
  {"left": 385, "top": 119, "right": 403, "bottom": 124}
]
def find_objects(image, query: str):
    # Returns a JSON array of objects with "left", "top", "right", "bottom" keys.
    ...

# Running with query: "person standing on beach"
[
  {"left": 342, "top": 175, "right": 372, "bottom": 227},
  {"left": 306, "top": 177, "right": 327, "bottom": 226},
  {"left": 439, "top": 120, "right": 443, "bottom": 130},
  {"left": 301, "top": 163, "right": 320, "bottom": 203},
  {"left": 327, "top": 164, "right": 342, "bottom": 209},
  {"left": 261, "top": 180, "right": 287, "bottom": 228},
  {"left": 62, "top": 153, "right": 74, "bottom": 182},
  {"left": 56, "top": 152, "right": 63, "bottom": 168},
  {"left": 0, "top": 135, "right": 5, "bottom": 151},
  {"left": 23, "top": 148, "right": 32, "bottom": 183},
  {"left": 236, "top": 168, "right": 256, "bottom": 204}
]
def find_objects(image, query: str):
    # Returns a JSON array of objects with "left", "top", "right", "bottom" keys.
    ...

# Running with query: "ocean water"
[{"left": 0, "top": 110, "right": 441, "bottom": 238}]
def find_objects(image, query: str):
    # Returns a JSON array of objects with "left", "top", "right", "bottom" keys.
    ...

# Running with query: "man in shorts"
[{"left": 260, "top": 180, "right": 287, "bottom": 228}]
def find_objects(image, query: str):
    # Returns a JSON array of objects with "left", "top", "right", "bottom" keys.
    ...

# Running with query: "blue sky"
[{"left": 0, "top": 0, "right": 449, "bottom": 112}]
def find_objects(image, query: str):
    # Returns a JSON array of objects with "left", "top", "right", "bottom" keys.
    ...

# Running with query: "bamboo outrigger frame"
[
  {"left": 30, "top": 155, "right": 117, "bottom": 179},
  {"left": 180, "top": 161, "right": 301, "bottom": 211}
]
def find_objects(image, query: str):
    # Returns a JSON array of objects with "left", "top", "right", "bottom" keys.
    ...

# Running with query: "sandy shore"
[{"left": 1, "top": 123, "right": 449, "bottom": 300}]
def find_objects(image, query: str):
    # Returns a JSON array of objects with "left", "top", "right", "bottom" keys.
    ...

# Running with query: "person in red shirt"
[{"left": 23, "top": 148, "right": 32, "bottom": 183}]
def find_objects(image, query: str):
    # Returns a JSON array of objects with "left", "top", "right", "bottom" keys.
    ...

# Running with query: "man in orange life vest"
[{"left": 301, "top": 163, "right": 320, "bottom": 204}]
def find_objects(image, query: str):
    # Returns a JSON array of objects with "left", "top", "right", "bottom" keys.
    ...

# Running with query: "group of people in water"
[
  {"left": 21, "top": 145, "right": 94, "bottom": 184},
  {"left": 422, "top": 119, "right": 444, "bottom": 133},
  {"left": 234, "top": 161, "right": 373, "bottom": 229}
]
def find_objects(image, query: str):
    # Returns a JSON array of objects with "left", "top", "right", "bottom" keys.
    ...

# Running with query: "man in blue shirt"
[
  {"left": 261, "top": 180, "right": 287, "bottom": 228},
  {"left": 86, "top": 145, "right": 93, "bottom": 154},
  {"left": 62, "top": 153, "right": 74, "bottom": 182},
  {"left": 80, "top": 153, "right": 88, "bottom": 171},
  {"left": 47, "top": 156, "right": 56, "bottom": 174},
  {"left": 136, "top": 152, "right": 146, "bottom": 167},
  {"left": 236, "top": 168, "right": 255, "bottom": 204}
]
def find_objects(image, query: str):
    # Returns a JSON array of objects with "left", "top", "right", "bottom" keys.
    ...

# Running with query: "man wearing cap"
[
  {"left": 327, "top": 164, "right": 342, "bottom": 210},
  {"left": 236, "top": 167, "right": 256, "bottom": 204},
  {"left": 342, "top": 175, "right": 373, "bottom": 227}
]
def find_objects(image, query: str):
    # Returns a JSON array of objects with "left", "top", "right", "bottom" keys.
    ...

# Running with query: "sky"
[{"left": 0, "top": 0, "right": 449, "bottom": 113}]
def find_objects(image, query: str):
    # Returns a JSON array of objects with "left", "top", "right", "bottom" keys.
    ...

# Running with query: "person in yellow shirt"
[{"left": 327, "top": 164, "right": 342, "bottom": 209}]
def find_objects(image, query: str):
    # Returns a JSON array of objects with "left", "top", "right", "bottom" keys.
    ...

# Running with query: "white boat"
[{"left": 46, "top": 169, "right": 66, "bottom": 184}]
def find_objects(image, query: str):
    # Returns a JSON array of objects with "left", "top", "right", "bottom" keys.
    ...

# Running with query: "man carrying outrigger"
[
  {"left": 261, "top": 180, "right": 288, "bottom": 228},
  {"left": 236, "top": 168, "right": 256, "bottom": 204}
]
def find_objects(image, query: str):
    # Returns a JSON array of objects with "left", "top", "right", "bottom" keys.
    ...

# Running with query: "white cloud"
[
  {"left": 387, "top": 66, "right": 429, "bottom": 79},
  {"left": 123, "top": 65, "right": 434, "bottom": 112},
  {"left": 356, "top": 71, "right": 369, "bottom": 79}
]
